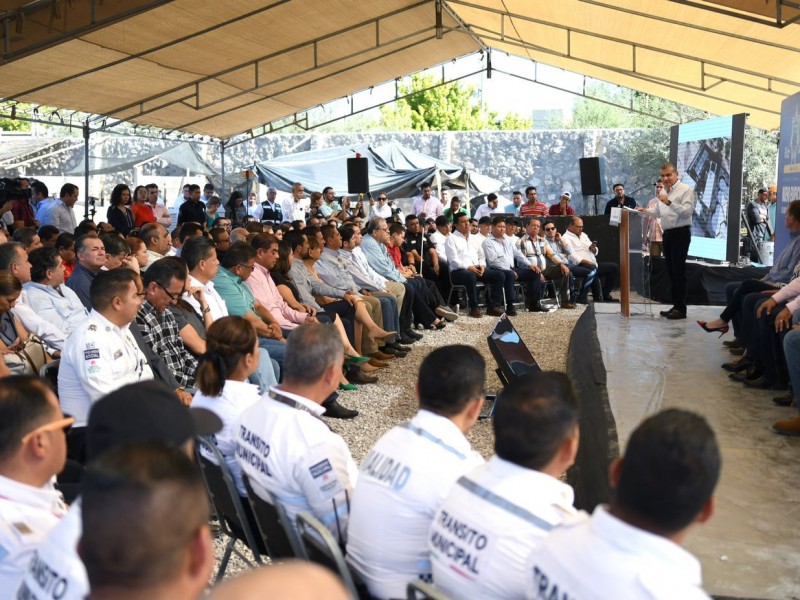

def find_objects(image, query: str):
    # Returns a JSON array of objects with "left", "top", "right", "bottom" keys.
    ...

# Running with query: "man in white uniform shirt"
[
  {"left": 430, "top": 372, "right": 581, "bottom": 599},
  {"left": 16, "top": 381, "right": 222, "bottom": 600},
  {"left": 58, "top": 268, "right": 154, "bottom": 462},
  {"left": 235, "top": 323, "right": 357, "bottom": 543},
  {"left": 638, "top": 162, "right": 697, "bottom": 319},
  {"left": 444, "top": 213, "right": 504, "bottom": 318},
  {"left": 0, "top": 377, "right": 69, "bottom": 592},
  {"left": 527, "top": 409, "right": 720, "bottom": 600},
  {"left": 347, "top": 346, "right": 486, "bottom": 599}
]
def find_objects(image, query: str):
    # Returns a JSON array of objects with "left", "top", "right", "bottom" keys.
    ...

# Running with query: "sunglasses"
[
  {"left": 22, "top": 416, "right": 75, "bottom": 443},
  {"left": 544, "top": 227, "right": 556, "bottom": 231}
]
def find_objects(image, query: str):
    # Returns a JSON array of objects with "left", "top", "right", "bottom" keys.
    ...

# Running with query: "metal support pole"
[
  {"left": 83, "top": 120, "right": 90, "bottom": 220},
  {"left": 220, "top": 141, "right": 226, "bottom": 201}
]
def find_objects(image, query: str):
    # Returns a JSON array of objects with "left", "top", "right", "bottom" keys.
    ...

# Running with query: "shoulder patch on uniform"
[
  {"left": 87, "top": 324, "right": 97, "bottom": 331},
  {"left": 83, "top": 349, "right": 100, "bottom": 361},
  {"left": 309, "top": 459, "right": 333, "bottom": 479}
]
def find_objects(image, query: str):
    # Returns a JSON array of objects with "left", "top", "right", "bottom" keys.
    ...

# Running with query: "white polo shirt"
[
  {"left": 183, "top": 274, "right": 229, "bottom": 322},
  {"left": 234, "top": 388, "right": 357, "bottom": 543},
  {"left": 0, "top": 475, "right": 67, "bottom": 592},
  {"left": 346, "top": 410, "right": 484, "bottom": 600},
  {"left": 430, "top": 456, "right": 579, "bottom": 600},
  {"left": 16, "top": 501, "right": 87, "bottom": 600},
  {"left": 525, "top": 506, "right": 711, "bottom": 600}
]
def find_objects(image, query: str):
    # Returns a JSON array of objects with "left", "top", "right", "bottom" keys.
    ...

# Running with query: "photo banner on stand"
[{"left": 775, "top": 91, "right": 800, "bottom": 258}]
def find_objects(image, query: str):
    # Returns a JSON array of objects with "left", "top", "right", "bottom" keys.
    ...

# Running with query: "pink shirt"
[{"left": 245, "top": 263, "right": 307, "bottom": 329}]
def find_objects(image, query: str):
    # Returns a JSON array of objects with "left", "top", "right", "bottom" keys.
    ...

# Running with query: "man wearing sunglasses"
[{"left": 0, "top": 376, "right": 70, "bottom": 591}]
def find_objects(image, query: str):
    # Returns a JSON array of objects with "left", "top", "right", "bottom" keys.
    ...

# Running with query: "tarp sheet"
[
  {"left": 254, "top": 141, "right": 502, "bottom": 197},
  {"left": 68, "top": 142, "right": 216, "bottom": 177}
]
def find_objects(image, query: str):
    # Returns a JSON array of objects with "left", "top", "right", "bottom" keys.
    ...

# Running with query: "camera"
[{"left": 0, "top": 178, "right": 31, "bottom": 203}]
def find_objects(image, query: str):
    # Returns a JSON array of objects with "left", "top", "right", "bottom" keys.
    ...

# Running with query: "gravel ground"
[{"left": 210, "top": 304, "right": 587, "bottom": 583}]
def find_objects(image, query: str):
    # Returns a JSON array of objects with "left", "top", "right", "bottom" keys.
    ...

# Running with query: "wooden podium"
[{"left": 617, "top": 209, "right": 647, "bottom": 318}]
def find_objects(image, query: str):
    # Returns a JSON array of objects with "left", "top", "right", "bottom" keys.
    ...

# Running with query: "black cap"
[{"left": 86, "top": 381, "right": 222, "bottom": 461}]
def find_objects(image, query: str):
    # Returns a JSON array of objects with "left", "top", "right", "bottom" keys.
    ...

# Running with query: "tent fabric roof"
[
  {"left": 67, "top": 141, "right": 216, "bottom": 176},
  {"left": 0, "top": 0, "right": 796, "bottom": 138}
]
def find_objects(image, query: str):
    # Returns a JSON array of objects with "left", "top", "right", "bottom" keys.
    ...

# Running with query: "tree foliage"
[
  {"left": 380, "top": 73, "right": 531, "bottom": 131},
  {"left": 566, "top": 82, "right": 778, "bottom": 197}
]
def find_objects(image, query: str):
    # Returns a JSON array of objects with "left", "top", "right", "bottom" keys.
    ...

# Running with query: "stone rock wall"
[{"left": 1, "top": 128, "right": 666, "bottom": 212}]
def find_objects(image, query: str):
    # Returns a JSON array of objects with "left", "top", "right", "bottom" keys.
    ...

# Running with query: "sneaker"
[{"left": 435, "top": 305, "right": 459, "bottom": 321}]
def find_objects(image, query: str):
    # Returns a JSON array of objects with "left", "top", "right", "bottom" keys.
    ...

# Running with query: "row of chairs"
[
  {"left": 447, "top": 269, "right": 560, "bottom": 313},
  {"left": 195, "top": 437, "right": 453, "bottom": 599}
]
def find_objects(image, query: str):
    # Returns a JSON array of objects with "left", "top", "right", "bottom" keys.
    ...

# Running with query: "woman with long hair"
[
  {"left": 191, "top": 316, "right": 261, "bottom": 494},
  {"left": 106, "top": 184, "right": 136, "bottom": 235},
  {"left": 225, "top": 191, "right": 247, "bottom": 228},
  {"left": 0, "top": 272, "right": 44, "bottom": 377}
]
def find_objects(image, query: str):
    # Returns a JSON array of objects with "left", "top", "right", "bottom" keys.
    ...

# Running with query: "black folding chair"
[
  {"left": 242, "top": 473, "right": 304, "bottom": 560},
  {"left": 39, "top": 359, "right": 59, "bottom": 395},
  {"left": 407, "top": 580, "right": 452, "bottom": 600},
  {"left": 295, "top": 511, "right": 359, "bottom": 599},
  {"left": 194, "top": 436, "right": 263, "bottom": 581}
]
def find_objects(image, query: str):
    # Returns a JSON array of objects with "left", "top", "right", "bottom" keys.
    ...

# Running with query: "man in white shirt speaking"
[{"left": 347, "top": 345, "right": 486, "bottom": 599}]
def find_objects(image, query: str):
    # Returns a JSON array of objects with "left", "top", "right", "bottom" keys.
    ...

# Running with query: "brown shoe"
[
  {"left": 368, "top": 357, "right": 389, "bottom": 368},
  {"left": 349, "top": 369, "right": 379, "bottom": 384},
  {"left": 468, "top": 308, "right": 482, "bottom": 318},
  {"left": 486, "top": 306, "right": 504, "bottom": 317},
  {"left": 562, "top": 302, "right": 576, "bottom": 309},
  {"left": 370, "top": 350, "right": 395, "bottom": 361},
  {"left": 773, "top": 415, "right": 800, "bottom": 436}
]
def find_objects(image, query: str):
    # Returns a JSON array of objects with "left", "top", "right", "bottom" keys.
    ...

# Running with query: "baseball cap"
[
  {"left": 86, "top": 381, "right": 222, "bottom": 460},
  {"left": 561, "top": 191, "right": 571, "bottom": 199}
]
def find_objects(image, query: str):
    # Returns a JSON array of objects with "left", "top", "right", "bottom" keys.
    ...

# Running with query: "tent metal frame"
[{"left": 667, "top": 0, "right": 800, "bottom": 28}]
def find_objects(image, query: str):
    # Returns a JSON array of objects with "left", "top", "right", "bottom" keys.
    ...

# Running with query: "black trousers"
[{"left": 662, "top": 225, "right": 691, "bottom": 313}]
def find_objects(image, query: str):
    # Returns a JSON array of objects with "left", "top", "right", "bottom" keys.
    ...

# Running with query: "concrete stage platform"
[{"left": 594, "top": 303, "right": 800, "bottom": 600}]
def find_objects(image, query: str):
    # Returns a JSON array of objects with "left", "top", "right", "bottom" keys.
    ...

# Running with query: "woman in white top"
[{"left": 191, "top": 315, "right": 262, "bottom": 495}]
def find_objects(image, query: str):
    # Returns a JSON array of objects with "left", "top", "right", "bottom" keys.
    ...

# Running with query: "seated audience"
[
  {"left": 0, "top": 242, "right": 67, "bottom": 352},
  {"left": 139, "top": 222, "right": 171, "bottom": 270},
  {"left": 12, "top": 227, "right": 42, "bottom": 253},
  {"left": 191, "top": 316, "right": 261, "bottom": 494},
  {"left": 58, "top": 268, "right": 154, "bottom": 461},
  {"left": 347, "top": 346, "right": 486, "bottom": 599},
  {"left": 65, "top": 235, "right": 107, "bottom": 309},
  {"left": 0, "top": 376, "right": 69, "bottom": 590},
  {"left": 562, "top": 216, "right": 619, "bottom": 303},
  {"left": 80, "top": 443, "right": 214, "bottom": 600},
  {"left": 136, "top": 257, "right": 198, "bottom": 390},
  {"left": 483, "top": 215, "right": 542, "bottom": 315},
  {"left": 125, "top": 236, "right": 149, "bottom": 271},
  {"left": 16, "top": 380, "right": 221, "bottom": 600},
  {"left": 235, "top": 323, "right": 358, "bottom": 541},
  {"left": 541, "top": 220, "right": 576, "bottom": 308},
  {"left": 23, "top": 247, "right": 88, "bottom": 336},
  {"left": 430, "top": 371, "right": 581, "bottom": 599},
  {"left": 526, "top": 409, "right": 720, "bottom": 599},
  {"left": 444, "top": 213, "right": 504, "bottom": 318},
  {"left": 56, "top": 233, "right": 76, "bottom": 281},
  {"left": 101, "top": 233, "right": 139, "bottom": 272},
  {"left": 38, "top": 225, "right": 60, "bottom": 248}
]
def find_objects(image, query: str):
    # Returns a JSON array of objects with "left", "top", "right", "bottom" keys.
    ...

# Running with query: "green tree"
[{"left": 380, "top": 73, "right": 530, "bottom": 131}]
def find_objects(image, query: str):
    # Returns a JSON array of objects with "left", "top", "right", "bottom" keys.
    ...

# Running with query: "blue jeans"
[{"left": 783, "top": 328, "right": 800, "bottom": 406}]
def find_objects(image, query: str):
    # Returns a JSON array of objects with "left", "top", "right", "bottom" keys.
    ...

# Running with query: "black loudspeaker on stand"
[
  {"left": 347, "top": 155, "right": 370, "bottom": 194},
  {"left": 579, "top": 157, "right": 607, "bottom": 214}
]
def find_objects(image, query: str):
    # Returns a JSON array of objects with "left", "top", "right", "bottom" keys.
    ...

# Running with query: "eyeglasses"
[
  {"left": 237, "top": 263, "right": 255, "bottom": 272},
  {"left": 156, "top": 282, "right": 181, "bottom": 302},
  {"left": 21, "top": 416, "right": 74, "bottom": 443},
  {"left": 378, "top": 197, "right": 388, "bottom": 201},
  {"left": 544, "top": 227, "right": 556, "bottom": 231}
]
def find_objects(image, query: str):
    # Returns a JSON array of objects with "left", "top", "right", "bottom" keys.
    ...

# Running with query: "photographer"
[
  {"left": 343, "top": 195, "right": 367, "bottom": 220},
  {"left": 0, "top": 178, "right": 37, "bottom": 231}
]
